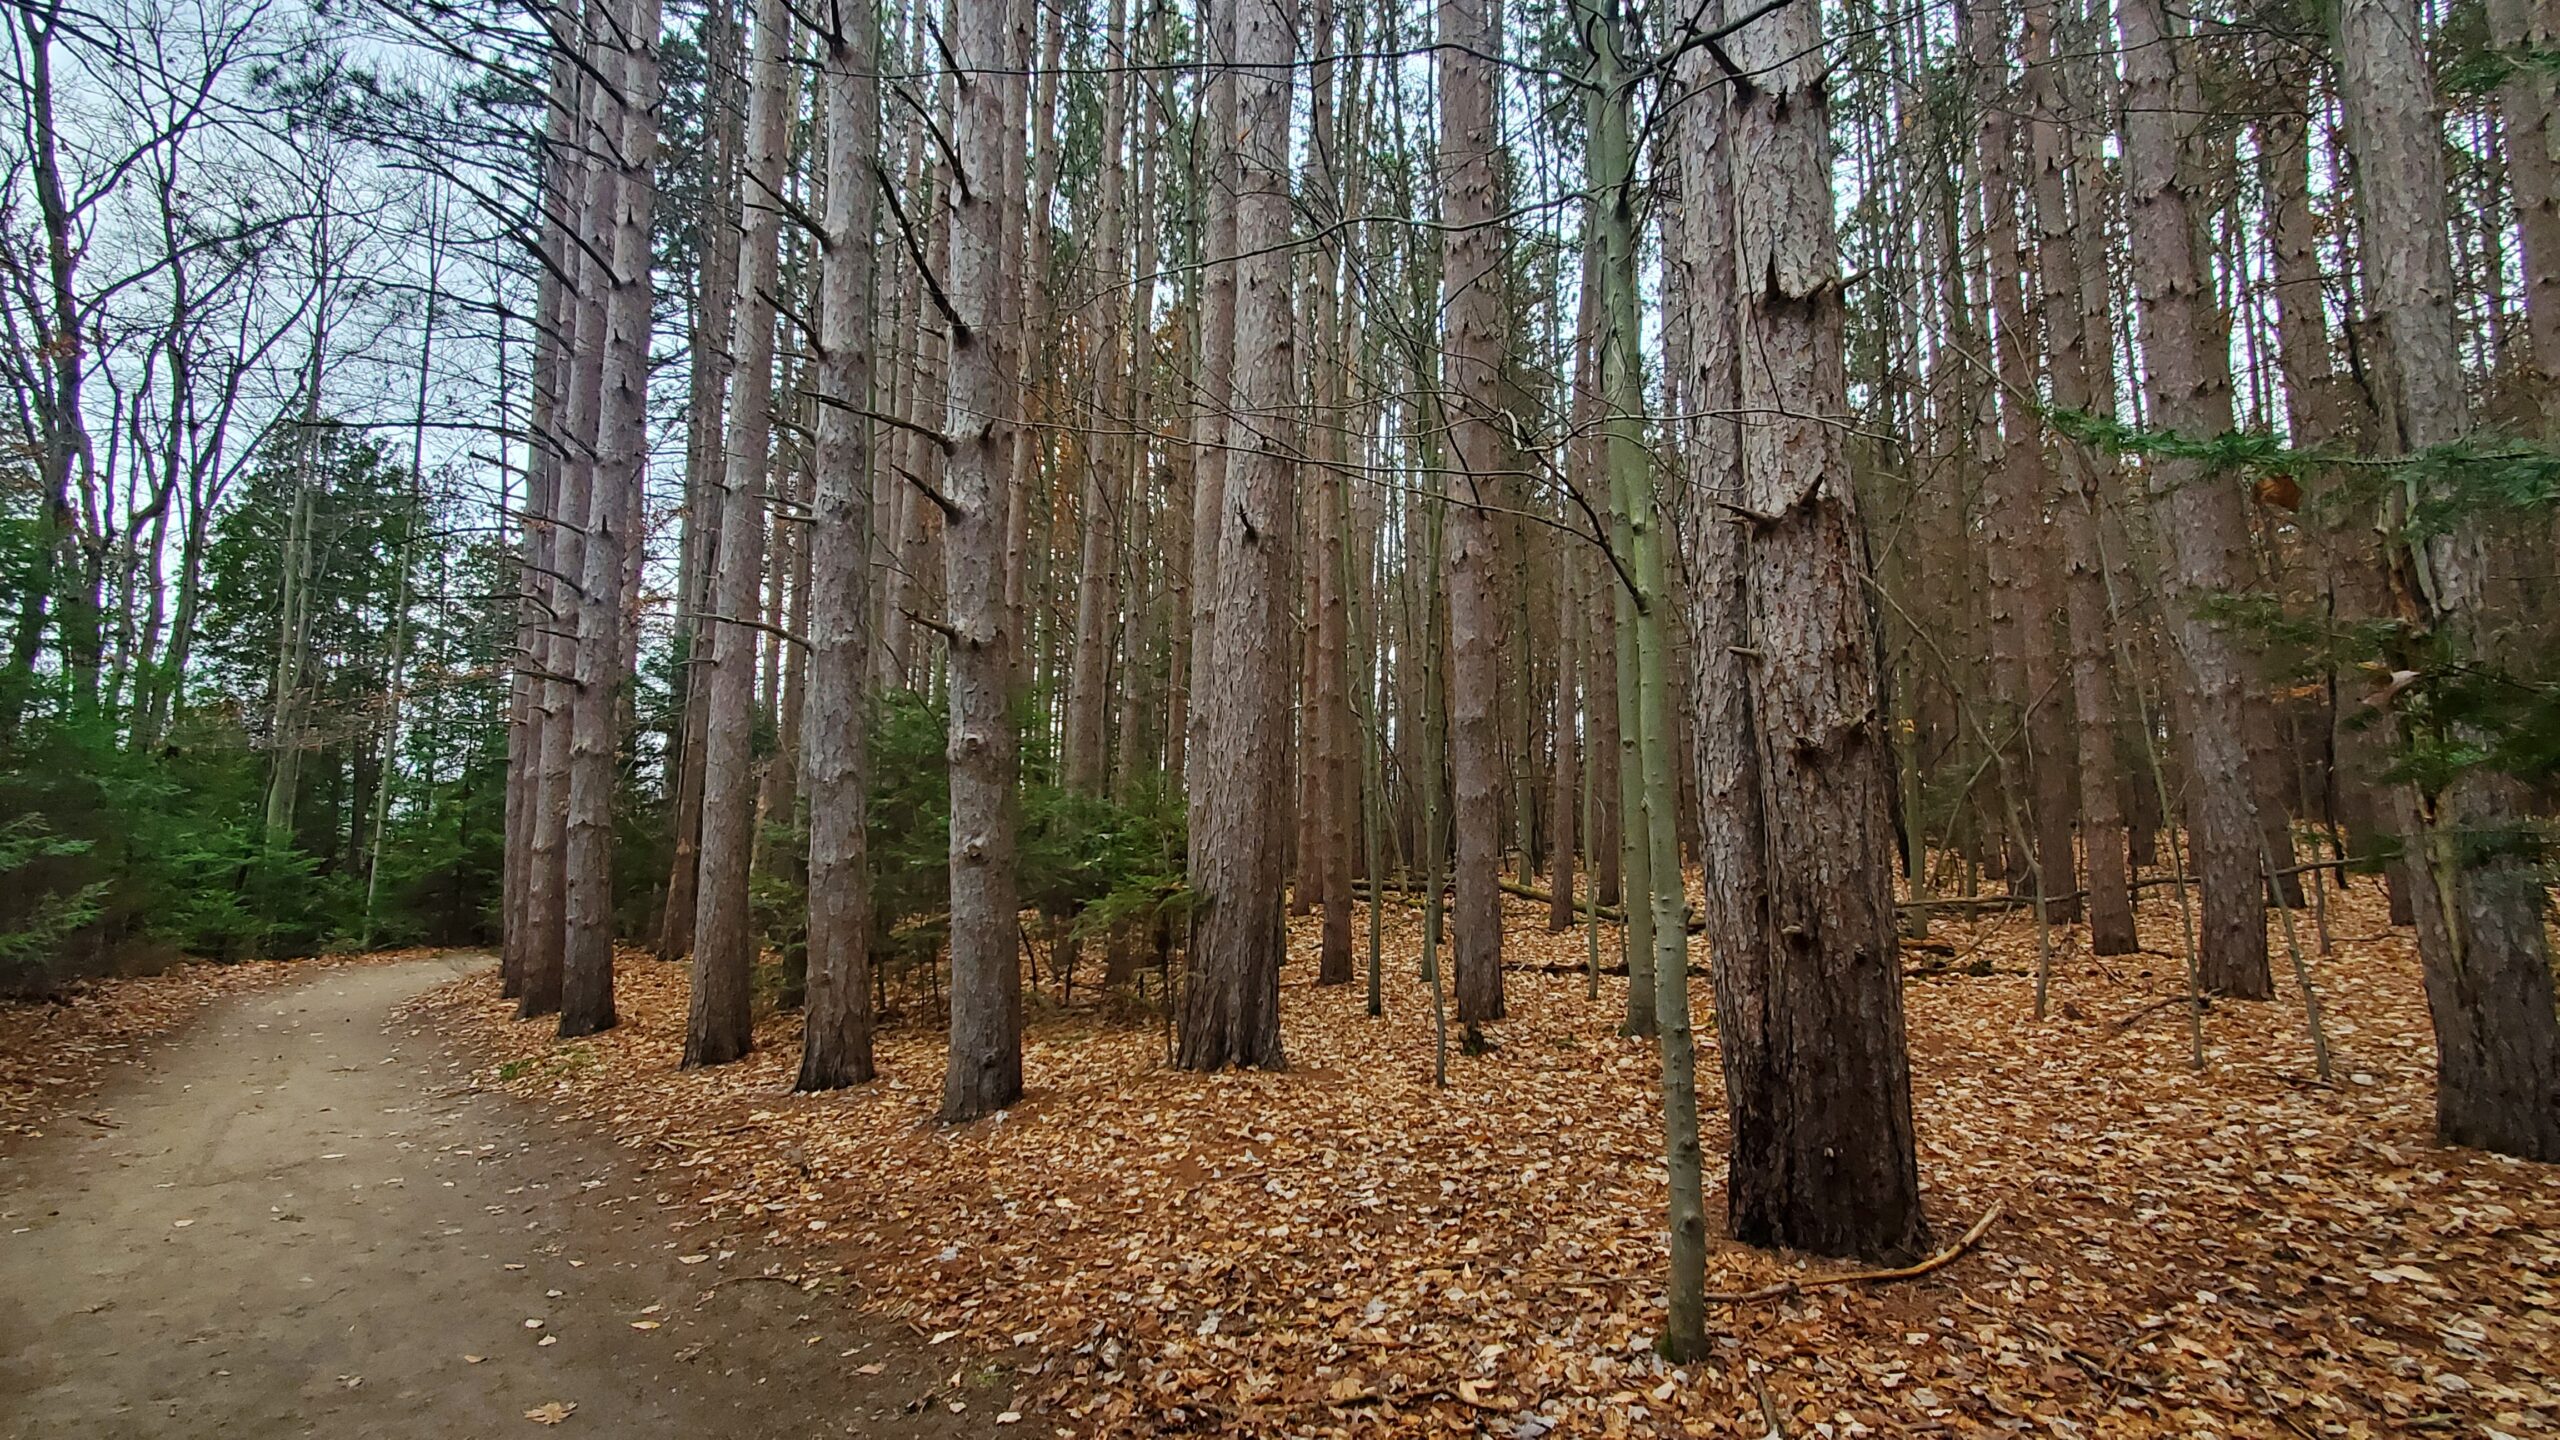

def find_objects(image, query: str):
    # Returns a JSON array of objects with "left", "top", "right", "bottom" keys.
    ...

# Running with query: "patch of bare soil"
[{"left": 0, "top": 956, "right": 1006, "bottom": 1438}]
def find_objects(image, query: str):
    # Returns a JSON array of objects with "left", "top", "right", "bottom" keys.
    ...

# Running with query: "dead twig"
[
  {"left": 1702, "top": 1202, "right": 2003, "bottom": 1305},
  {"left": 2108, "top": 995, "right": 2202, "bottom": 1035}
]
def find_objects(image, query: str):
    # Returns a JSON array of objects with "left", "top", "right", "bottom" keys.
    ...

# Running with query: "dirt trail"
[{"left": 0, "top": 956, "right": 1002, "bottom": 1438}]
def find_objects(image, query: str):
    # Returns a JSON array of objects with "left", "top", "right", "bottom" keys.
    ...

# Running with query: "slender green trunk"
[
  {"left": 1421, "top": 431, "right": 1450, "bottom": 1086},
  {"left": 1588, "top": 0, "right": 1701, "bottom": 1358}
]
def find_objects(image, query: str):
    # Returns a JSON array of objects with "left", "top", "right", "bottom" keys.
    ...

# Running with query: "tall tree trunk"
[
  {"left": 2491, "top": 0, "right": 2560, "bottom": 438},
  {"left": 2116, "top": 0, "right": 2273, "bottom": 998},
  {"left": 658, "top": 0, "right": 746, "bottom": 963},
  {"left": 0, "top": 7, "right": 89, "bottom": 742},
  {"left": 1436, "top": 0, "right": 1506, "bottom": 1032},
  {"left": 1547, "top": 542, "right": 1578, "bottom": 933},
  {"left": 1180, "top": 0, "right": 1240, "bottom": 809},
  {"left": 561, "top": 0, "right": 659, "bottom": 1037},
  {"left": 799, "top": 0, "right": 880, "bottom": 1091},
  {"left": 1697, "top": 0, "right": 1929, "bottom": 1265},
  {"left": 686, "top": 0, "right": 792, "bottom": 1068},
  {"left": 2335, "top": 0, "right": 2560, "bottom": 1161},
  {"left": 2026, "top": 0, "right": 2135, "bottom": 953},
  {"left": 524, "top": 68, "right": 608, "bottom": 1020},
  {"left": 1006, "top": 0, "right": 1065, "bottom": 715},
  {"left": 1585, "top": 218, "right": 1655, "bottom": 1041},
  {"left": 265, "top": 333, "right": 324, "bottom": 856},
  {"left": 1969, "top": 0, "right": 2079, "bottom": 922},
  {"left": 939, "top": 0, "right": 1026, "bottom": 1120},
  {"left": 2255, "top": 29, "right": 2400, "bottom": 908},
  {"left": 1178, "top": 0, "right": 1294, "bottom": 1072},
  {"left": 1576, "top": 257, "right": 1623, "bottom": 914},
  {"left": 504, "top": 58, "right": 578, "bottom": 998},
  {"left": 1113, "top": 43, "right": 1169, "bottom": 804},
  {"left": 1062, "top": 0, "right": 1129, "bottom": 794},
  {"left": 1309, "top": 0, "right": 1355, "bottom": 985}
]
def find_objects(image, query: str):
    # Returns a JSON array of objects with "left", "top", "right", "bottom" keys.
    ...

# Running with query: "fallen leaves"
[
  {"left": 417, "top": 882, "right": 2560, "bottom": 1437},
  {"left": 523, "top": 1400, "right": 576, "bottom": 1424}
]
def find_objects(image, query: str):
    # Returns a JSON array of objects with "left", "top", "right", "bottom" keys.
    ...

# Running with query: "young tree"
[{"left": 1590, "top": 0, "right": 1702, "bottom": 1354}]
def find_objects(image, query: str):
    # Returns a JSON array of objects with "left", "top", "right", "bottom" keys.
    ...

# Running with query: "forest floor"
[
  {"left": 413, "top": 879, "right": 2560, "bottom": 1439},
  {"left": 0, "top": 955, "right": 998, "bottom": 1437}
]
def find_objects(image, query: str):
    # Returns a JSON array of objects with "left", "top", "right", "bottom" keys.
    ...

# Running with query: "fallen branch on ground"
[
  {"left": 1701, "top": 1201, "right": 2003, "bottom": 1305},
  {"left": 2108, "top": 996, "right": 2203, "bottom": 1035}
]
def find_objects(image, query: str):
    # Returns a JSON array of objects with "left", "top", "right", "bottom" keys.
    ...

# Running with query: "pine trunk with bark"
[
  {"left": 1178, "top": 0, "right": 1294, "bottom": 1072},
  {"left": 523, "top": 51, "right": 609, "bottom": 1021},
  {"left": 2491, "top": 0, "right": 2560, "bottom": 437},
  {"left": 1698, "top": 0, "right": 1930, "bottom": 1264},
  {"left": 657, "top": 0, "right": 746, "bottom": 963},
  {"left": 1309, "top": 0, "right": 1356, "bottom": 986},
  {"left": 798, "top": 0, "right": 880, "bottom": 1092},
  {"left": 1970, "top": 0, "right": 2079, "bottom": 923},
  {"left": 939, "top": 0, "right": 1027, "bottom": 1120},
  {"left": 562, "top": 0, "right": 660, "bottom": 1038},
  {"left": 2334, "top": 0, "right": 2560, "bottom": 1161},
  {"left": 2026, "top": 0, "right": 2135, "bottom": 953},
  {"left": 1435, "top": 0, "right": 1506, "bottom": 1032},
  {"left": 1179, "top": 2, "right": 1239, "bottom": 808},
  {"left": 2115, "top": 0, "right": 2272, "bottom": 998},
  {"left": 685, "top": 0, "right": 791, "bottom": 1068}
]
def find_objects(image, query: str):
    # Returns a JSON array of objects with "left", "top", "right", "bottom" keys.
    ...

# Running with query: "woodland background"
[{"left": 6, "top": 0, "right": 2560, "bottom": 1390}]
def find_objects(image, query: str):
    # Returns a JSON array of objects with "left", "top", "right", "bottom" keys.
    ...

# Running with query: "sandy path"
[{"left": 0, "top": 957, "right": 1001, "bottom": 1438}]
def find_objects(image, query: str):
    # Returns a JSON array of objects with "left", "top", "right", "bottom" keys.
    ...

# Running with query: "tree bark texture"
[
  {"left": 1700, "top": 0, "right": 1930, "bottom": 1263},
  {"left": 561, "top": 0, "right": 660, "bottom": 1038},
  {"left": 685, "top": 0, "right": 791, "bottom": 1069},
  {"left": 2335, "top": 0, "right": 2560, "bottom": 1161},
  {"left": 798, "top": 0, "right": 880, "bottom": 1092},
  {"left": 1435, "top": 0, "right": 1506, "bottom": 1030},
  {"left": 2115, "top": 0, "right": 2272, "bottom": 998},
  {"left": 939, "top": 0, "right": 1027, "bottom": 1120},
  {"left": 1179, "top": 0, "right": 1294, "bottom": 1073},
  {"left": 2025, "top": 0, "right": 2135, "bottom": 954}
]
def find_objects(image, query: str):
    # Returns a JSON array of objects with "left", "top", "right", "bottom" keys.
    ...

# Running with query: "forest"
[{"left": 3, "top": 0, "right": 2559, "bottom": 1426}]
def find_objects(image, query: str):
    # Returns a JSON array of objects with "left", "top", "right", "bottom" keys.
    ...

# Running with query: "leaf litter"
[{"left": 411, "top": 883, "right": 2560, "bottom": 1437}]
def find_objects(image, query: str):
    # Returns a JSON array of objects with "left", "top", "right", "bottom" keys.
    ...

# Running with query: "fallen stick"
[
  {"left": 1701, "top": 1201, "right": 2003, "bottom": 1305},
  {"left": 2107, "top": 995, "right": 2201, "bottom": 1035}
]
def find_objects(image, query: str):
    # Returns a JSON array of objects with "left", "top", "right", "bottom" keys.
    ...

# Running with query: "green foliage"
[
  {"left": 865, "top": 689, "right": 953, "bottom": 970},
  {"left": 2061, "top": 404, "right": 2560, "bottom": 868},
  {"left": 0, "top": 817, "right": 110, "bottom": 995},
  {"left": 2043, "top": 405, "right": 2329, "bottom": 484},
  {"left": 738, "top": 689, "right": 1189, "bottom": 997},
  {"left": 0, "top": 424, "right": 513, "bottom": 979}
]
